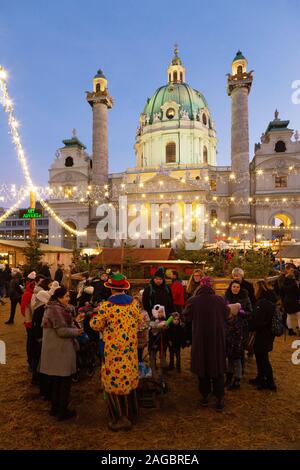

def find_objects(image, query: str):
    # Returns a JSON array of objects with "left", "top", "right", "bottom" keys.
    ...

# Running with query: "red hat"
[{"left": 104, "top": 273, "right": 130, "bottom": 290}]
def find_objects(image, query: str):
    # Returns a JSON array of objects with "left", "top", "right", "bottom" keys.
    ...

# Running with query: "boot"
[
  {"left": 229, "top": 378, "right": 240, "bottom": 390},
  {"left": 225, "top": 373, "right": 233, "bottom": 388},
  {"left": 215, "top": 397, "right": 225, "bottom": 412}
]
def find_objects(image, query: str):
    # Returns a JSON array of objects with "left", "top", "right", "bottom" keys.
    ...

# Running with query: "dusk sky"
[{"left": 0, "top": 0, "right": 299, "bottom": 187}]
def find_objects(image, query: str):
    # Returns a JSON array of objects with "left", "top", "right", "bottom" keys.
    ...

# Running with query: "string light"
[{"left": 0, "top": 69, "right": 86, "bottom": 237}]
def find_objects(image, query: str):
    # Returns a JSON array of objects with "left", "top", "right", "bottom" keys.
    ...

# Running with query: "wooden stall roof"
[
  {"left": 278, "top": 244, "right": 300, "bottom": 259},
  {"left": 91, "top": 248, "right": 173, "bottom": 265}
]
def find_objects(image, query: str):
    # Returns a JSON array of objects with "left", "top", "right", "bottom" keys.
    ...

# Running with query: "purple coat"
[{"left": 183, "top": 286, "right": 230, "bottom": 378}]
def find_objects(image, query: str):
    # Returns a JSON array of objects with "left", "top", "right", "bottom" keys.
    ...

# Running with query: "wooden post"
[{"left": 29, "top": 190, "right": 36, "bottom": 239}]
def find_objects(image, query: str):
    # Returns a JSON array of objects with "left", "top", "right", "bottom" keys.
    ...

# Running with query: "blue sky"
[{"left": 0, "top": 0, "right": 299, "bottom": 187}]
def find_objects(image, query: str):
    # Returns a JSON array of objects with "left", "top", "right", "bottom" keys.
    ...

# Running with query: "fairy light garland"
[{"left": 0, "top": 66, "right": 86, "bottom": 237}]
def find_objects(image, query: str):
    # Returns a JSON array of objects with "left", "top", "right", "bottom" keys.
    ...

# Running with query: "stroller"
[{"left": 72, "top": 303, "right": 100, "bottom": 382}]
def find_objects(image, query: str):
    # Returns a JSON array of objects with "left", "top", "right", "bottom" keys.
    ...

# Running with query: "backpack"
[{"left": 272, "top": 305, "right": 285, "bottom": 337}]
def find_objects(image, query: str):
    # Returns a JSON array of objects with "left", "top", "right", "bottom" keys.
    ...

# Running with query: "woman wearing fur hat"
[
  {"left": 31, "top": 279, "right": 59, "bottom": 387},
  {"left": 40, "top": 287, "right": 83, "bottom": 420},
  {"left": 90, "top": 273, "right": 141, "bottom": 431}
]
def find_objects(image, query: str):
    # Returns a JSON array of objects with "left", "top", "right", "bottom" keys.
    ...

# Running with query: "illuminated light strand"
[
  {"left": 0, "top": 193, "right": 27, "bottom": 224},
  {"left": 0, "top": 67, "right": 86, "bottom": 237}
]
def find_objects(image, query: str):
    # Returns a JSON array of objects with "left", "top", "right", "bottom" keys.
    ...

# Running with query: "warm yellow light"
[
  {"left": 0, "top": 68, "right": 7, "bottom": 80},
  {"left": 142, "top": 193, "right": 146, "bottom": 198},
  {"left": 257, "top": 169, "right": 263, "bottom": 176},
  {"left": 229, "top": 173, "right": 236, "bottom": 180},
  {"left": 178, "top": 195, "right": 182, "bottom": 200}
]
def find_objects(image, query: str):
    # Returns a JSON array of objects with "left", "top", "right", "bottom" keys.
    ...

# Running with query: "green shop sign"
[{"left": 20, "top": 208, "right": 43, "bottom": 219}]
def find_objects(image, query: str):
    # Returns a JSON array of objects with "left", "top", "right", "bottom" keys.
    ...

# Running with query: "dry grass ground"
[{"left": 0, "top": 303, "right": 300, "bottom": 450}]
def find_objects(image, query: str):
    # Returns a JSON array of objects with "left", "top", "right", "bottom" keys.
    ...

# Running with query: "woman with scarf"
[
  {"left": 90, "top": 273, "right": 141, "bottom": 431},
  {"left": 40, "top": 287, "right": 83, "bottom": 420}
]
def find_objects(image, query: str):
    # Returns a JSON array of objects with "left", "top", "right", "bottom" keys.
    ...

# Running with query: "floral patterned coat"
[{"left": 90, "top": 294, "right": 140, "bottom": 395}]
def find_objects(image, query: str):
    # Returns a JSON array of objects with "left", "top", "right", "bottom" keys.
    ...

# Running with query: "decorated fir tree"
[{"left": 23, "top": 236, "right": 43, "bottom": 272}]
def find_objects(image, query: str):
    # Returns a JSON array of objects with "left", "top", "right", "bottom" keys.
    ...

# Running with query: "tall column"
[
  {"left": 227, "top": 51, "right": 253, "bottom": 221},
  {"left": 91, "top": 101, "right": 109, "bottom": 185},
  {"left": 86, "top": 71, "right": 113, "bottom": 238}
]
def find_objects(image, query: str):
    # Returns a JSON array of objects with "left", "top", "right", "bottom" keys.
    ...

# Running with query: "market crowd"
[{"left": 2, "top": 260, "right": 300, "bottom": 431}]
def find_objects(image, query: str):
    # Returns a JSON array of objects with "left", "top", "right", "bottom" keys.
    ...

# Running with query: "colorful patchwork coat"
[{"left": 90, "top": 294, "right": 140, "bottom": 395}]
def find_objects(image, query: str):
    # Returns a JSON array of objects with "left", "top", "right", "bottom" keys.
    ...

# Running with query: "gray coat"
[{"left": 39, "top": 300, "right": 80, "bottom": 377}]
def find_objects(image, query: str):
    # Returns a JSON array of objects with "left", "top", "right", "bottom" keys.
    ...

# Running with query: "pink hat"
[{"left": 199, "top": 276, "right": 214, "bottom": 289}]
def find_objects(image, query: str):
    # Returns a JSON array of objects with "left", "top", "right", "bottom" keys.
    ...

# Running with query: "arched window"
[
  {"left": 96, "top": 83, "right": 101, "bottom": 92},
  {"left": 168, "top": 73, "right": 171, "bottom": 82},
  {"left": 202, "top": 113, "right": 207, "bottom": 126},
  {"left": 275, "top": 140, "right": 286, "bottom": 153},
  {"left": 166, "top": 142, "right": 176, "bottom": 163},
  {"left": 203, "top": 146, "right": 208, "bottom": 164},
  {"left": 180, "top": 72, "right": 183, "bottom": 82},
  {"left": 237, "top": 65, "right": 243, "bottom": 75},
  {"left": 173, "top": 71, "right": 178, "bottom": 82},
  {"left": 65, "top": 156, "right": 74, "bottom": 167},
  {"left": 210, "top": 209, "right": 217, "bottom": 221}
]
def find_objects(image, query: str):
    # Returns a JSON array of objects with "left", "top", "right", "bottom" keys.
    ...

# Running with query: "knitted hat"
[
  {"left": 153, "top": 267, "right": 165, "bottom": 279},
  {"left": 51, "top": 281, "right": 60, "bottom": 291},
  {"left": 84, "top": 286, "right": 94, "bottom": 295},
  {"left": 104, "top": 273, "right": 130, "bottom": 290},
  {"left": 28, "top": 271, "right": 37, "bottom": 280}
]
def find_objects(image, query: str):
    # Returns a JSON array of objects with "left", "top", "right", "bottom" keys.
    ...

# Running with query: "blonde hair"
[{"left": 186, "top": 268, "right": 203, "bottom": 295}]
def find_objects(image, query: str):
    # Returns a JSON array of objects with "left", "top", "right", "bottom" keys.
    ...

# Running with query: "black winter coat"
[
  {"left": 142, "top": 280, "right": 175, "bottom": 319},
  {"left": 251, "top": 290, "right": 276, "bottom": 354},
  {"left": 224, "top": 288, "right": 253, "bottom": 315},
  {"left": 280, "top": 278, "right": 300, "bottom": 314},
  {"left": 91, "top": 279, "right": 111, "bottom": 304},
  {"left": 240, "top": 279, "right": 255, "bottom": 307}
]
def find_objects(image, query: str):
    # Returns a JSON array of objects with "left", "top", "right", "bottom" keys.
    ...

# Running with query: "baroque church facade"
[{"left": 48, "top": 48, "right": 300, "bottom": 249}]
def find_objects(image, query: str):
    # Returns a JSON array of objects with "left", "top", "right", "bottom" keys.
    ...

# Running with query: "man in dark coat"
[
  {"left": 54, "top": 264, "right": 64, "bottom": 284},
  {"left": 183, "top": 276, "right": 231, "bottom": 411}
]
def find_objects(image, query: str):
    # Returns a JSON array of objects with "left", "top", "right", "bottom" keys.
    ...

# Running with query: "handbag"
[{"left": 245, "top": 331, "right": 256, "bottom": 353}]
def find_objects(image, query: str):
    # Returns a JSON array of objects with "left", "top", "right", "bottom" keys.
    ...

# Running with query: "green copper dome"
[
  {"left": 232, "top": 51, "right": 246, "bottom": 62},
  {"left": 143, "top": 83, "right": 209, "bottom": 122}
]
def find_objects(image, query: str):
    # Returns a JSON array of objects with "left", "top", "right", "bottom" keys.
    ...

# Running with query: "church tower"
[
  {"left": 86, "top": 70, "right": 113, "bottom": 186},
  {"left": 86, "top": 70, "right": 113, "bottom": 246},
  {"left": 227, "top": 51, "right": 253, "bottom": 221}
]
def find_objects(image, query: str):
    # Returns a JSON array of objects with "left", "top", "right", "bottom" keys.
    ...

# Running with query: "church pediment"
[
  {"left": 50, "top": 170, "right": 88, "bottom": 184},
  {"left": 141, "top": 172, "right": 202, "bottom": 192}
]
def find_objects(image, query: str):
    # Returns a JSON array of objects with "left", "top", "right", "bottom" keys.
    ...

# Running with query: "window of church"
[
  {"left": 210, "top": 178, "right": 217, "bottom": 191},
  {"left": 203, "top": 146, "right": 208, "bottom": 164},
  {"left": 275, "top": 175, "right": 287, "bottom": 188},
  {"left": 237, "top": 65, "right": 243, "bottom": 76},
  {"left": 275, "top": 140, "right": 286, "bottom": 153},
  {"left": 173, "top": 71, "right": 178, "bottom": 82},
  {"left": 202, "top": 114, "right": 207, "bottom": 126},
  {"left": 96, "top": 83, "right": 101, "bottom": 92},
  {"left": 166, "top": 142, "right": 176, "bottom": 163},
  {"left": 65, "top": 156, "right": 74, "bottom": 167},
  {"left": 180, "top": 72, "right": 183, "bottom": 82},
  {"left": 210, "top": 209, "right": 217, "bottom": 221},
  {"left": 166, "top": 108, "right": 176, "bottom": 119}
]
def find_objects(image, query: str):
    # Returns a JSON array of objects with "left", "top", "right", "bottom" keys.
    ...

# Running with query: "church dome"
[{"left": 143, "top": 82, "right": 209, "bottom": 123}]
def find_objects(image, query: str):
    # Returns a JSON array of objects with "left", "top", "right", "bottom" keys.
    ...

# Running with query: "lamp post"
[{"left": 29, "top": 190, "right": 36, "bottom": 239}]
